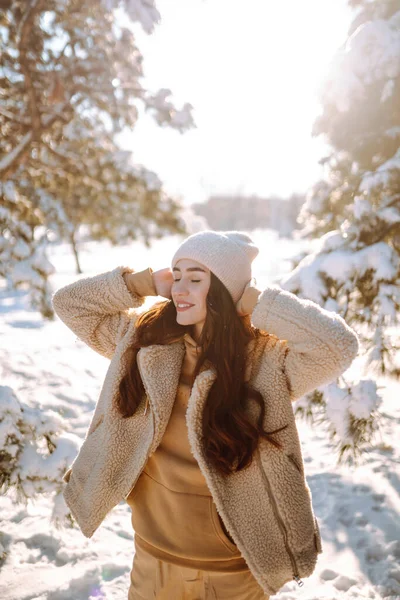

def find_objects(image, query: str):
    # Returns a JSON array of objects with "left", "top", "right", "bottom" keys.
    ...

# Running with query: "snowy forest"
[{"left": 1, "top": 0, "right": 399, "bottom": 598}]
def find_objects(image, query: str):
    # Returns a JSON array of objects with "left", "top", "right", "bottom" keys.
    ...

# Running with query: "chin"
[{"left": 176, "top": 314, "right": 195, "bottom": 325}]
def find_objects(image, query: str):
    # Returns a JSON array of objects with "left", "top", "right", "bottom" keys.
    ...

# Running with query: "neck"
[{"left": 191, "top": 322, "right": 203, "bottom": 345}]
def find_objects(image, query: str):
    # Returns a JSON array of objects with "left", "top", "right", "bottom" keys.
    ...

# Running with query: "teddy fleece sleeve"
[
  {"left": 52, "top": 266, "right": 157, "bottom": 360},
  {"left": 250, "top": 285, "right": 360, "bottom": 401}
]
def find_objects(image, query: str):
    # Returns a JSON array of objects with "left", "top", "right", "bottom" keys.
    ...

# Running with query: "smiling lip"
[{"left": 176, "top": 303, "right": 194, "bottom": 312}]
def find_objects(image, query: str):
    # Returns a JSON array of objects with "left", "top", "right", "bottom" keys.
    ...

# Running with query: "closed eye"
[{"left": 173, "top": 279, "right": 201, "bottom": 283}]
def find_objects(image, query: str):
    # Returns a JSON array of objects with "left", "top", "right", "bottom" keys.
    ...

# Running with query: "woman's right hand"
[{"left": 152, "top": 268, "right": 174, "bottom": 299}]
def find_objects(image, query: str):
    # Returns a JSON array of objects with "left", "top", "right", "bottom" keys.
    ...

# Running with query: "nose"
[
  {"left": 173, "top": 279, "right": 189, "bottom": 295},
  {"left": 173, "top": 284, "right": 192, "bottom": 305}
]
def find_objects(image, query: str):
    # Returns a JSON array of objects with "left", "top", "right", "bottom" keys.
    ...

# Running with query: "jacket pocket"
[
  {"left": 62, "top": 467, "right": 72, "bottom": 483},
  {"left": 257, "top": 448, "right": 304, "bottom": 585},
  {"left": 89, "top": 414, "right": 104, "bottom": 436},
  {"left": 209, "top": 499, "right": 239, "bottom": 554},
  {"left": 285, "top": 453, "right": 322, "bottom": 555},
  {"left": 286, "top": 452, "right": 304, "bottom": 476}
]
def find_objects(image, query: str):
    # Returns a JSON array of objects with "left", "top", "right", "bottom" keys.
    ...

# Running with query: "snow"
[
  {"left": 381, "top": 79, "right": 395, "bottom": 103},
  {"left": 353, "top": 196, "right": 373, "bottom": 220},
  {"left": 360, "top": 149, "right": 400, "bottom": 193},
  {"left": 0, "top": 232, "right": 399, "bottom": 599},
  {"left": 126, "top": 0, "right": 161, "bottom": 35},
  {"left": 281, "top": 240, "right": 398, "bottom": 305},
  {"left": 386, "top": 126, "right": 400, "bottom": 139},
  {"left": 378, "top": 207, "right": 400, "bottom": 225},
  {"left": 324, "top": 384, "right": 353, "bottom": 444},
  {"left": 0, "top": 385, "right": 77, "bottom": 499},
  {"left": 2, "top": 181, "right": 17, "bottom": 202},
  {"left": 349, "top": 379, "right": 381, "bottom": 420},
  {"left": 321, "top": 11, "right": 400, "bottom": 113},
  {"left": 143, "top": 88, "right": 195, "bottom": 133}
]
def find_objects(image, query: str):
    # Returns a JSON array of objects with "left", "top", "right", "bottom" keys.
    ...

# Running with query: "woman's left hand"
[
  {"left": 236, "top": 282, "right": 262, "bottom": 316},
  {"left": 152, "top": 268, "right": 174, "bottom": 299}
]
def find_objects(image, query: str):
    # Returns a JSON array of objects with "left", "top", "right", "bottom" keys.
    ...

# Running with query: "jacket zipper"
[
  {"left": 124, "top": 357, "right": 153, "bottom": 499},
  {"left": 257, "top": 449, "right": 304, "bottom": 587}
]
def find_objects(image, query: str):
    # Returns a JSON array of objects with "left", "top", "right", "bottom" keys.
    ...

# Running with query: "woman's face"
[{"left": 171, "top": 258, "right": 211, "bottom": 339}]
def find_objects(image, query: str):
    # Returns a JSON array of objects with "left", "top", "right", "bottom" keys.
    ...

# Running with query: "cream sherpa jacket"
[{"left": 52, "top": 265, "right": 359, "bottom": 596}]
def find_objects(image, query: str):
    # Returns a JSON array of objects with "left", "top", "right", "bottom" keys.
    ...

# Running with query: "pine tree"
[
  {"left": 280, "top": 0, "right": 400, "bottom": 464},
  {"left": 0, "top": 385, "right": 80, "bottom": 530},
  {"left": 0, "top": 0, "right": 193, "bottom": 317}
]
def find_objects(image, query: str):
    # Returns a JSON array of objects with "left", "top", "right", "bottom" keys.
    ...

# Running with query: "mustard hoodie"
[{"left": 52, "top": 264, "right": 359, "bottom": 596}]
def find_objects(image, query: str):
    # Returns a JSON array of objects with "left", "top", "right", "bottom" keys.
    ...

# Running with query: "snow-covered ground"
[{"left": 1, "top": 230, "right": 399, "bottom": 600}]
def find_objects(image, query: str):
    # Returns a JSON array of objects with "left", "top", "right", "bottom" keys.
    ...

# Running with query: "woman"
[{"left": 52, "top": 230, "right": 359, "bottom": 599}]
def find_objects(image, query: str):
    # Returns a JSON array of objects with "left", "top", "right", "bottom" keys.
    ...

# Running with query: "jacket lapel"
[{"left": 137, "top": 341, "right": 185, "bottom": 453}]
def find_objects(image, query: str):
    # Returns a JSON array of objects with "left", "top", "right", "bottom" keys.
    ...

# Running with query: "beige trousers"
[{"left": 128, "top": 541, "right": 269, "bottom": 599}]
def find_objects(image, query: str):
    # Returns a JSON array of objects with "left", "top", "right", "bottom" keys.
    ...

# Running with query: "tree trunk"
[{"left": 70, "top": 229, "right": 82, "bottom": 274}]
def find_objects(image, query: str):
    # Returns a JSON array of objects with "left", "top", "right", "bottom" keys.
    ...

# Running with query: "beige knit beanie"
[{"left": 171, "top": 230, "right": 259, "bottom": 304}]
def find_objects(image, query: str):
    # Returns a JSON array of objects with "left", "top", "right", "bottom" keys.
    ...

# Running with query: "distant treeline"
[{"left": 191, "top": 194, "right": 305, "bottom": 236}]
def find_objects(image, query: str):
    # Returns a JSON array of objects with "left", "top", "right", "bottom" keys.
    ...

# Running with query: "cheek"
[
  {"left": 199, "top": 293, "right": 207, "bottom": 319},
  {"left": 188, "top": 286, "right": 208, "bottom": 320},
  {"left": 198, "top": 285, "right": 209, "bottom": 310},
  {"left": 197, "top": 301, "right": 207, "bottom": 320}
]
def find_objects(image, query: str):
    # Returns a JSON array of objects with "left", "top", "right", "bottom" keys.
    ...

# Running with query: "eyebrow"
[{"left": 173, "top": 267, "right": 207, "bottom": 273}]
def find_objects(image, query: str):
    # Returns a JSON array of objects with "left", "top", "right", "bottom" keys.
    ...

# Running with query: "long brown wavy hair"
[{"left": 117, "top": 272, "right": 288, "bottom": 475}]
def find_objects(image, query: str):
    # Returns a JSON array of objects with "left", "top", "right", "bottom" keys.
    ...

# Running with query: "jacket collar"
[{"left": 135, "top": 335, "right": 259, "bottom": 448}]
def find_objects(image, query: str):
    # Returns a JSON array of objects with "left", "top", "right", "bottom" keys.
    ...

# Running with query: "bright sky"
[{"left": 119, "top": 0, "right": 352, "bottom": 205}]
